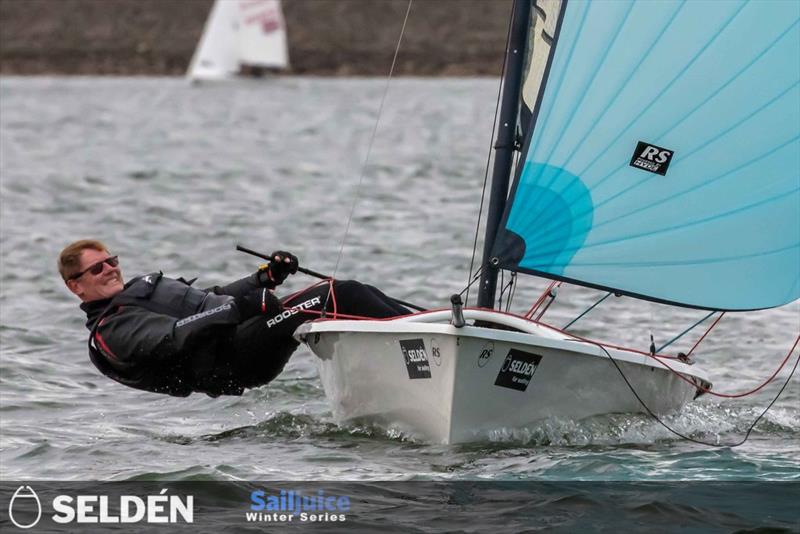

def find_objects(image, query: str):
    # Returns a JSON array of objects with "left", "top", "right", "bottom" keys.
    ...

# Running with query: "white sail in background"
[
  {"left": 187, "top": 0, "right": 240, "bottom": 80},
  {"left": 238, "top": 0, "right": 290, "bottom": 69},
  {"left": 187, "top": 0, "right": 289, "bottom": 81}
]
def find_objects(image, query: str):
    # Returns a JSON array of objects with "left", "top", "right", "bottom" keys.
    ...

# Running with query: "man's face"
[{"left": 66, "top": 248, "right": 125, "bottom": 302}]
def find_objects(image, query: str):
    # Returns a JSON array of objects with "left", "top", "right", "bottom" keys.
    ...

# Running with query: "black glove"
[
  {"left": 234, "top": 288, "right": 282, "bottom": 321},
  {"left": 258, "top": 250, "right": 299, "bottom": 288}
]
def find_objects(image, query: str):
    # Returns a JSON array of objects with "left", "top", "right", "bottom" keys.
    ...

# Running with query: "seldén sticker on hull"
[
  {"left": 399, "top": 339, "right": 431, "bottom": 379},
  {"left": 494, "top": 349, "right": 542, "bottom": 392}
]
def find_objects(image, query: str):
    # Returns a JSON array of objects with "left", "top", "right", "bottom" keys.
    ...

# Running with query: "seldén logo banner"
[
  {"left": 2, "top": 481, "right": 797, "bottom": 532},
  {"left": 5, "top": 483, "right": 194, "bottom": 529},
  {"left": 0, "top": 481, "right": 352, "bottom": 532}
]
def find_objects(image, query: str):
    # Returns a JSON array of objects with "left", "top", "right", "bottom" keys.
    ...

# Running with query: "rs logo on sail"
[{"left": 629, "top": 140, "right": 674, "bottom": 176}]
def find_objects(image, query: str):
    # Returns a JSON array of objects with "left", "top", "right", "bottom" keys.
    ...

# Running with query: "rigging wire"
[
  {"left": 498, "top": 269, "right": 505, "bottom": 310},
  {"left": 542, "top": 313, "right": 800, "bottom": 399},
  {"left": 652, "top": 334, "right": 800, "bottom": 399},
  {"left": 534, "top": 291, "right": 558, "bottom": 322},
  {"left": 687, "top": 312, "right": 726, "bottom": 357},
  {"left": 497, "top": 271, "right": 517, "bottom": 312},
  {"left": 656, "top": 310, "right": 717, "bottom": 353},
  {"left": 458, "top": 266, "right": 485, "bottom": 298},
  {"left": 584, "top": 339, "right": 800, "bottom": 448},
  {"left": 505, "top": 272, "right": 518, "bottom": 313},
  {"left": 563, "top": 291, "right": 613, "bottom": 330},
  {"left": 464, "top": 3, "right": 517, "bottom": 307},
  {"left": 322, "top": 0, "right": 414, "bottom": 312}
]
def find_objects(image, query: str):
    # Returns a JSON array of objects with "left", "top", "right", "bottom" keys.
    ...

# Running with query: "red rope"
[
  {"left": 534, "top": 315, "right": 800, "bottom": 398},
  {"left": 687, "top": 311, "right": 725, "bottom": 357},
  {"left": 529, "top": 317, "right": 682, "bottom": 359},
  {"left": 328, "top": 279, "right": 339, "bottom": 318},
  {"left": 282, "top": 279, "right": 331, "bottom": 303},
  {"left": 651, "top": 334, "right": 800, "bottom": 398},
  {"left": 284, "top": 279, "right": 414, "bottom": 321},
  {"left": 525, "top": 280, "right": 560, "bottom": 319},
  {"left": 282, "top": 279, "right": 342, "bottom": 318},
  {"left": 295, "top": 308, "right": 374, "bottom": 321},
  {"left": 461, "top": 307, "right": 799, "bottom": 399}
]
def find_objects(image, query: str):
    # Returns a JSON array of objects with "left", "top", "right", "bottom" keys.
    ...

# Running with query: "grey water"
[{"left": 1, "top": 77, "right": 798, "bottom": 490}]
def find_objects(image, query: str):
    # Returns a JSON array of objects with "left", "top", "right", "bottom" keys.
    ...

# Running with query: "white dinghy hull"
[{"left": 295, "top": 310, "right": 711, "bottom": 444}]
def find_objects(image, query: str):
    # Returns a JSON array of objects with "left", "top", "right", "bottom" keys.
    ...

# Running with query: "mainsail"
[{"left": 491, "top": 0, "right": 800, "bottom": 311}]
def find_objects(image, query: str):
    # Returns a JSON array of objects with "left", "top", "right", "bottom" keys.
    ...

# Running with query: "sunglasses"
[{"left": 69, "top": 256, "right": 119, "bottom": 280}]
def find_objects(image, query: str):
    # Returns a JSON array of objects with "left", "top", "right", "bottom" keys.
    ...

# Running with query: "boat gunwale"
[{"left": 294, "top": 309, "right": 712, "bottom": 384}]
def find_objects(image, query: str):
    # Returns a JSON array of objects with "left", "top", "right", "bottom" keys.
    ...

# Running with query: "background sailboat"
[
  {"left": 187, "top": 0, "right": 289, "bottom": 81},
  {"left": 294, "top": 0, "right": 799, "bottom": 444}
]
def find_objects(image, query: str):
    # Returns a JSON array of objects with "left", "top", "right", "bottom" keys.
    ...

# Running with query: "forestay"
[{"left": 491, "top": 0, "right": 800, "bottom": 311}]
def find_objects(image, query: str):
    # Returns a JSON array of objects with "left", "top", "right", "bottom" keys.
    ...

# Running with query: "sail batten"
[{"left": 492, "top": 0, "right": 800, "bottom": 311}]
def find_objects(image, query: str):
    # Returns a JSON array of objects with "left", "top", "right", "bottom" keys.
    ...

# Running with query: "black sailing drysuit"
[{"left": 81, "top": 272, "right": 410, "bottom": 397}]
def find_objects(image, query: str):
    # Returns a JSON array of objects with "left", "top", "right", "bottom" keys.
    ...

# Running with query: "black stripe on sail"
[{"left": 489, "top": 0, "right": 569, "bottom": 273}]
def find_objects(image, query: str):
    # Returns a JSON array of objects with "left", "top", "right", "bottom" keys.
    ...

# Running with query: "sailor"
[{"left": 59, "top": 239, "right": 409, "bottom": 397}]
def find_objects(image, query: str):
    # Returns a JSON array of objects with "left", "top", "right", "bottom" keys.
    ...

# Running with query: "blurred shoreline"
[{"left": 0, "top": 0, "right": 512, "bottom": 76}]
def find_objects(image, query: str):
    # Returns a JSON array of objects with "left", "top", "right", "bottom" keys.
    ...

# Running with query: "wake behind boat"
[{"left": 295, "top": 0, "right": 800, "bottom": 444}]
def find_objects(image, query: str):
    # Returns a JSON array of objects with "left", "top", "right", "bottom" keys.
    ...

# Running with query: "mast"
[{"left": 477, "top": 0, "right": 532, "bottom": 309}]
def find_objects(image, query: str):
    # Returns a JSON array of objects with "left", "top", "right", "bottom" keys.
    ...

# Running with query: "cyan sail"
[{"left": 492, "top": 0, "right": 800, "bottom": 311}]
